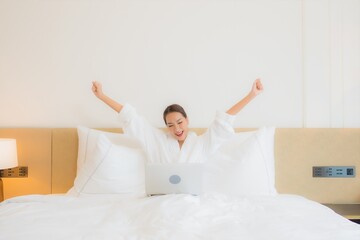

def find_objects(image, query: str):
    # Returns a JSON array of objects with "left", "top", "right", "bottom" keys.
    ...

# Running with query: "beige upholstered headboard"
[{"left": 1, "top": 128, "right": 359, "bottom": 204}]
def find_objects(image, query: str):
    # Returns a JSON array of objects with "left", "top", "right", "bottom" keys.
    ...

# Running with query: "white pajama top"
[{"left": 118, "top": 104, "right": 236, "bottom": 164}]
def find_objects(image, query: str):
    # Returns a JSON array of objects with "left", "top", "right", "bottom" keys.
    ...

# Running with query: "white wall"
[{"left": 0, "top": 0, "right": 359, "bottom": 128}]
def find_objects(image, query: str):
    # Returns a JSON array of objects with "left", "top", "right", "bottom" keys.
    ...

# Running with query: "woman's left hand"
[{"left": 251, "top": 78, "right": 264, "bottom": 96}]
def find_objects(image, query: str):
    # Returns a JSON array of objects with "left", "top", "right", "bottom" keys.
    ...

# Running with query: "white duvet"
[{"left": 0, "top": 194, "right": 359, "bottom": 240}]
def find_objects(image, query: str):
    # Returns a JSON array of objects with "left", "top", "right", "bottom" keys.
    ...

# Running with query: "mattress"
[{"left": 0, "top": 193, "right": 359, "bottom": 240}]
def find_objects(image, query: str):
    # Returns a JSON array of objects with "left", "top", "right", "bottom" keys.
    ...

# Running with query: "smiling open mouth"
[{"left": 175, "top": 131, "right": 184, "bottom": 137}]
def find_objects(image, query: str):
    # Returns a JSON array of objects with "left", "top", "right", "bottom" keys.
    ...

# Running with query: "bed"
[{"left": 0, "top": 127, "right": 360, "bottom": 240}]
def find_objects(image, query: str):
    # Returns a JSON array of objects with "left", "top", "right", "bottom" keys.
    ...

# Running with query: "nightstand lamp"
[{"left": 0, "top": 138, "right": 18, "bottom": 202}]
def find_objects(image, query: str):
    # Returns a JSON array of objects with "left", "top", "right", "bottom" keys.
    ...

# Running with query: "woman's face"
[{"left": 165, "top": 112, "right": 189, "bottom": 143}]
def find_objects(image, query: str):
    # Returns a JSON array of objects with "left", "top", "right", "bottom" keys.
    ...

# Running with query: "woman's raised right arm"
[{"left": 92, "top": 81, "right": 123, "bottom": 113}]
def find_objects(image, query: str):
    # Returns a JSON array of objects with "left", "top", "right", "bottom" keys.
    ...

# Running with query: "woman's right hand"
[
  {"left": 91, "top": 81, "right": 123, "bottom": 113},
  {"left": 92, "top": 81, "right": 104, "bottom": 99}
]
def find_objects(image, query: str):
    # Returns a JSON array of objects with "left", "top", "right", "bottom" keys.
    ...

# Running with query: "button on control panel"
[{"left": 313, "top": 166, "right": 355, "bottom": 178}]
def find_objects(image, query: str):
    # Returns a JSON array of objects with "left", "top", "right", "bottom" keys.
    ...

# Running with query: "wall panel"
[
  {"left": 303, "top": 0, "right": 331, "bottom": 127},
  {"left": 0, "top": 0, "right": 358, "bottom": 128},
  {"left": 303, "top": 0, "right": 360, "bottom": 128}
]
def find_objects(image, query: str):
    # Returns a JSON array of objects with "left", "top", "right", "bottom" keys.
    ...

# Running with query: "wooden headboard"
[{"left": 1, "top": 128, "right": 359, "bottom": 204}]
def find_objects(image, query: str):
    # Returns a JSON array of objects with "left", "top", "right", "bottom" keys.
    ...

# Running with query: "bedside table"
[{"left": 323, "top": 204, "right": 360, "bottom": 224}]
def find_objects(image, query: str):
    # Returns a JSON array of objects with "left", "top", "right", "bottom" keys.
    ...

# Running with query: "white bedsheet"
[{"left": 0, "top": 194, "right": 359, "bottom": 240}]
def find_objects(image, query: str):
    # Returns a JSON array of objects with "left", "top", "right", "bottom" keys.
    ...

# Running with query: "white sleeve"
[
  {"left": 117, "top": 104, "right": 164, "bottom": 146},
  {"left": 201, "top": 111, "right": 236, "bottom": 155}
]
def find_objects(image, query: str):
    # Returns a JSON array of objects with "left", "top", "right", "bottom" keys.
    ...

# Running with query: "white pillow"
[
  {"left": 68, "top": 134, "right": 146, "bottom": 197},
  {"left": 76, "top": 126, "right": 142, "bottom": 175},
  {"left": 203, "top": 127, "right": 277, "bottom": 196},
  {"left": 67, "top": 126, "right": 145, "bottom": 196}
]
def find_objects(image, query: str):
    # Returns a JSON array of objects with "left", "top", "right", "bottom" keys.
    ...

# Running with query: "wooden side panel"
[{"left": 275, "top": 128, "right": 360, "bottom": 203}]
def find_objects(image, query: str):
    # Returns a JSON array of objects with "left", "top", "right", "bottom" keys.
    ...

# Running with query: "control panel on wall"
[{"left": 313, "top": 166, "right": 355, "bottom": 178}]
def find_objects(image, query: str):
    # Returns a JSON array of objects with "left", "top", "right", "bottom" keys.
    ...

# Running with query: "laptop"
[{"left": 145, "top": 163, "right": 203, "bottom": 196}]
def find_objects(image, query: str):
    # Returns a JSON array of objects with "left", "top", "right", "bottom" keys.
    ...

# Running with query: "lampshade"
[{"left": 0, "top": 139, "right": 18, "bottom": 170}]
